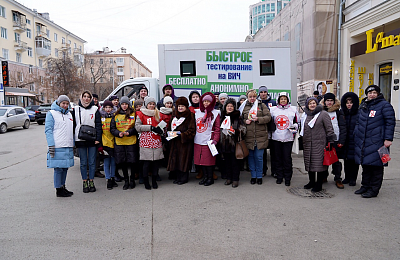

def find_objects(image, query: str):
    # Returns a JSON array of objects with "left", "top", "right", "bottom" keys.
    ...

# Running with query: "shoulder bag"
[
  {"left": 78, "top": 107, "right": 97, "bottom": 141},
  {"left": 235, "top": 133, "right": 249, "bottom": 159}
]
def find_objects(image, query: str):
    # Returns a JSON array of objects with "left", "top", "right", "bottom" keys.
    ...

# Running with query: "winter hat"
[
  {"left": 203, "top": 95, "right": 213, "bottom": 102},
  {"left": 57, "top": 95, "right": 70, "bottom": 104},
  {"left": 277, "top": 92, "right": 290, "bottom": 104},
  {"left": 219, "top": 93, "right": 228, "bottom": 100},
  {"left": 134, "top": 99, "right": 143, "bottom": 107},
  {"left": 144, "top": 96, "right": 156, "bottom": 107},
  {"left": 139, "top": 85, "right": 148, "bottom": 93},
  {"left": 162, "top": 84, "right": 173, "bottom": 93},
  {"left": 199, "top": 92, "right": 216, "bottom": 121},
  {"left": 214, "top": 92, "right": 220, "bottom": 96},
  {"left": 323, "top": 92, "right": 335, "bottom": 101},
  {"left": 259, "top": 86, "right": 268, "bottom": 93},
  {"left": 246, "top": 89, "right": 257, "bottom": 97},
  {"left": 176, "top": 97, "right": 189, "bottom": 108},
  {"left": 120, "top": 96, "right": 130, "bottom": 105},
  {"left": 109, "top": 95, "right": 118, "bottom": 101},
  {"left": 239, "top": 95, "right": 247, "bottom": 101},
  {"left": 92, "top": 94, "right": 99, "bottom": 99},
  {"left": 223, "top": 98, "right": 237, "bottom": 110},
  {"left": 163, "top": 96, "right": 173, "bottom": 105},
  {"left": 365, "top": 85, "right": 381, "bottom": 94},
  {"left": 313, "top": 90, "right": 320, "bottom": 96},
  {"left": 189, "top": 90, "right": 201, "bottom": 106},
  {"left": 102, "top": 100, "right": 113, "bottom": 108},
  {"left": 306, "top": 97, "right": 318, "bottom": 108}
]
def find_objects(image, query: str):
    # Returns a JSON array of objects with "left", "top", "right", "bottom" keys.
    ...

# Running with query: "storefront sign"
[
  {"left": 358, "top": 67, "right": 366, "bottom": 102},
  {"left": 349, "top": 60, "right": 355, "bottom": 92},
  {"left": 379, "top": 64, "right": 392, "bottom": 74},
  {"left": 2, "top": 61, "right": 9, "bottom": 87}
]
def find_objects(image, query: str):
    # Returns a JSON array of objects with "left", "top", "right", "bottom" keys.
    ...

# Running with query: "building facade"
[
  {"left": 340, "top": 0, "right": 400, "bottom": 119},
  {"left": 84, "top": 47, "right": 152, "bottom": 100},
  {"left": 0, "top": 0, "right": 85, "bottom": 105},
  {"left": 249, "top": 0, "right": 291, "bottom": 35}
]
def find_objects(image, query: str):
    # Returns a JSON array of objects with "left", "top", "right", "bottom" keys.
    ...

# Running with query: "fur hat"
[
  {"left": 144, "top": 96, "right": 156, "bottom": 107},
  {"left": 365, "top": 85, "right": 381, "bottom": 94},
  {"left": 324, "top": 92, "right": 336, "bottom": 101},
  {"left": 163, "top": 96, "right": 173, "bottom": 105},
  {"left": 223, "top": 98, "right": 237, "bottom": 110},
  {"left": 120, "top": 96, "right": 130, "bottom": 105},
  {"left": 57, "top": 95, "right": 70, "bottom": 104},
  {"left": 102, "top": 100, "right": 113, "bottom": 108},
  {"left": 176, "top": 97, "right": 189, "bottom": 108}
]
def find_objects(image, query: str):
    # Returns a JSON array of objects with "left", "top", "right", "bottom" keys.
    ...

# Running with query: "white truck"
[{"left": 105, "top": 41, "right": 296, "bottom": 102}]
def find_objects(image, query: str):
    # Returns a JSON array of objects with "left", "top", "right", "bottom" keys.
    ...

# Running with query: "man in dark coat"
[
  {"left": 341, "top": 92, "right": 360, "bottom": 186},
  {"left": 354, "top": 85, "right": 395, "bottom": 198},
  {"left": 320, "top": 93, "right": 347, "bottom": 189},
  {"left": 157, "top": 84, "right": 178, "bottom": 109}
]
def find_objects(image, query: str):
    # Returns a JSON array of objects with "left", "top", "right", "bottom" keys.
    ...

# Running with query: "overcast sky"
[{"left": 18, "top": 0, "right": 258, "bottom": 77}]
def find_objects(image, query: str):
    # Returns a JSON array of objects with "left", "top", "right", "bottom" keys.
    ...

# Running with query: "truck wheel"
[
  {"left": 0, "top": 123, "right": 7, "bottom": 133},
  {"left": 38, "top": 120, "right": 44, "bottom": 125},
  {"left": 23, "top": 120, "right": 30, "bottom": 129}
]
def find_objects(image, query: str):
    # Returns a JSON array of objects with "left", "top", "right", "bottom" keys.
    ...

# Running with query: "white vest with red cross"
[
  {"left": 270, "top": 105, "right": 298, "bottom": 142},
  {"left": 194, "top": 109, "right": 220, "bottom": 145}
]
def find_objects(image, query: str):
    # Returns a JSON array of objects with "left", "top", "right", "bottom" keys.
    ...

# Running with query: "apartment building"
[
  {"left": 0, "top": 0, "right": 85, "bottom": 105},
  {"left": 249, "top": 0, "right": 291, "bottom": 35},
  {"left": 84, "top": 47, "right": 152, "bottom": 99}
]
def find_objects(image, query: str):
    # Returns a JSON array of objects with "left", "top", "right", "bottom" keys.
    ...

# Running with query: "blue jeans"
[
  {"left": 104, "top": 157, "right": 116, "bottom": 179},
  {"left": 78, "top": 146, "right": 97, "bottom": 180},
  {"left": 54, "top": 168, "right": 68, "bottom": 188},
  {"left": 248, "top": 146, "right": 264, "bottom": 179}
]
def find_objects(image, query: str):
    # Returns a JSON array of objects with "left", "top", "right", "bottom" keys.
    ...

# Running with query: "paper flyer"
[
  {"left": 166, "top": 131, "right": 180, "bottom": 141},
  {"left": 157, "top": 120, "right": 167, "bottom": 129},
  {"left": 207, "top": 140, "right": 219, "bottom": 157}
]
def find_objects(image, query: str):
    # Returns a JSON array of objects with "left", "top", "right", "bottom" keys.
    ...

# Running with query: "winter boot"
[
  {"left": 123, "top": 179, "right": 130, "bottom": 190},
  {"left": 195, "top": 169, "right": 203, "bottom": 179},
  {"left": 311, "top": 172, "right": 324, "bottom": 192},
  {"left": 107, "top": 179, "right": 113, "bottom": 190},
  {"left": 304, "top": 172, "right": 315, "bottom": 189},
  {"left": 111, "top": 177, "right": 118, "bottom": 187},
  {"left": 129, "top": 177, "right": 136, "bottom": 189},
  {"left": 204, "top": 178, "right": 214, "bottom": 186},
  {"left": 152, "top": 175, "right": 158, "bottom": 189},
  {"left": 232, "top": 181, "right": 239, "bottom": 188},
  {"left": 56, "top": 188, "right": 71, "bottom": 197},
  {"left": 88, "top": 180, "right": 96, "bottom": 192},
  {"left": 144, "top": 177, "right": 151, "bottom": 190},
  {"left": 199, "top": 178, "right": 207, "bottom": 185},
  {"left": 62, "top": 185, "right": 73, "bottom": 195},
  {"left": 83, "top": 181, "right": 89, "bottom": 193}
]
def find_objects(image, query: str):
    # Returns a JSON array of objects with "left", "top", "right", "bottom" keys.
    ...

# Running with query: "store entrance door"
[{"left": 379, "top": 63, "right": 392, "bottom": 103}]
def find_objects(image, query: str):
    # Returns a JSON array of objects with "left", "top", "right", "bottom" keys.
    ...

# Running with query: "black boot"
[
  {"left": 62, "top": 185, "right": 73, "bottom": 195},
  {"left": 199, "top": 178, "right": 207, "bottom": 185},
  {"left": 144, "top": 177, "right": 151, "bottom": 190},
  {"left": 123, "top": 179, "right": 129, "bottom": 190},
  {"left": 204, "top": 178, "right": 214, "bottom": 186},
  {"left": 304, "top": 172, "right": 315, "bottom": 189},
  {"left": 129, "top": 177, "right": 136, "bottom": 189},
  {"left": 107, "top": 179, "right": 113, "bottom": 190},
  {"left": 56, "top": 188, "right": 71, "bottom": 197},
  {"left": 152, "top": 175, "right": 158, "bottom": 189},
  {"left": 355, "top": 186, "right": 368, "bottom": 194},
  {"left": 311, "top": 172, "right": 324, "bottom": 192},
  {"left": 111, "top": 177, "right": 118, "bottom": 187},
  {"left": 88, "top": 180, "right": 96, "bottom": 192}
]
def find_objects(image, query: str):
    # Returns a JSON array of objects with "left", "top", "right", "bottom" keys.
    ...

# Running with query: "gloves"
[
  {"left": 211, "top": 140, "right": 217, "bottom": 146},
  {"left": 49, "top": 146, "right": 55, "bottom": 158},
  {"left": 151, "top": 126, "right": 163, "bottom": 135}
]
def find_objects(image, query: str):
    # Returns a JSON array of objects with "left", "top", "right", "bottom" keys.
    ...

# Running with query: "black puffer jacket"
[
  {"left": 219, "top": 110, "right": 246, "bottom": 153},
  {"left": 341, "top": 92, "right": 359, "bottom": 161}
]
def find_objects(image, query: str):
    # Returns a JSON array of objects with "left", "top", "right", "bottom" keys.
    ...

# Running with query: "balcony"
[
  {"left": 74, "top": 54, "right": 83, "bottom": 67},
  {"left": 73, "top": 48, "right": 82, "bottom": 54},
  {"left": 35, "top": 36, "right": 51, "bottom": 57},
  {"left": 117, "top": 71, "right": 124, "bottom": 76},
  {"left": 116, "top": 58, "right": 124, "bottom": 67},
  {"left": 13, "top": 20, "right": 26, "bottom": 33},
  {"left": 14, "top": 40, "right": 28, "bottom": 52},
  {"left": 61, "top": 43, "right": 70, "bottom": 50}
]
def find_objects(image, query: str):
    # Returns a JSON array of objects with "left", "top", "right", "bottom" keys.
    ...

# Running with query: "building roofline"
[
  {"left": 84, "top": 52, "right": 152, "bottom": 73},
  {"left": 6, "top": 0, "right": 87, "bottom": 43}
]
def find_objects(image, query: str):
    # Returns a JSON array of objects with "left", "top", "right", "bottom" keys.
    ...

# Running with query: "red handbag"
[{"left": 323, "top": 143, "right": 339, "bottom": 166}]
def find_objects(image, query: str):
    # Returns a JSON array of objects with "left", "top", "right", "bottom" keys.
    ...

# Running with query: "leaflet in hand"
[
  {"left": 157, "top": 120, "right": 167, "bottom": 129},
  {"left": 207, "top": 140, "right": 219, "bottom": 157},
  {"left": 166, "top": 131, "right": 180, "bottom": 141}
]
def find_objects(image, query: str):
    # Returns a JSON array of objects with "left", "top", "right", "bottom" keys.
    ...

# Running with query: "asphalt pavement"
[{"left": 0, "top": 122, "right": 399, "bottom": 259}]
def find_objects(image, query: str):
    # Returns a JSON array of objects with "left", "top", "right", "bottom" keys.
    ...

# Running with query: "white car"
[{"left": 0, "top": 106, "right": 30, "bottom": 133}]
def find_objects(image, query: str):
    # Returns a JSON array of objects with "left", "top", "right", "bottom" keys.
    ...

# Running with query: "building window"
[
  {"left": 29, "top": 65, "right": 33, "bottom": 74},
  {"left": 17, "top": 71, "right": 23, "bottom": 82},
  {"left": 90, "top": 59, "right": 94, "bottom": 64},
  {"left": 15, "top": 32, "right": 21, "bottom": 42},
  {"left": 68, "top": 47, "right": 71, "bottom": 55},
  {"left": 100, "top": 77, "right": 104, "bottom": 83},
  {"left": 99, "top": 68, "right": 103, "bottom": 74},
  {"left": 16, "top": 53, "right": 22, "bottom": 63},
  {"left": 46, "top": 29, "right": 50, "bottom": 38},
  {"left": 2, "top": 49, "right": 9, "bottom": 59},
  {"left": 1, "top": 27, "right": 7, "bottom": 39},
  {"left": 90, "top": 68, "right": 94, "bottom": 73},
  {"left": 109, "top": 68, "right": 114, "bottom": 74},
  {"left": 259, "top": 60, "right": 275, "bottom": 76},
  {"left": 0, "top": 5, "right": 5, "bottom": 18},
  {"left": 27, "top": 29, "right": 31, "bottom": 38},
  {"left": 74, "top": 43, "right": 77, "bottom": 49},
  {"left": 39, "top": 59, "right": 43, "bottom": 68},
  {"left": 109, "top": 58, "right": 113, "bottom": 64},
  {"left": 116, "top": 57, "right": 123, "bottom": 63},
  {"left": 180, "top": 61, "right": 196, "bottom": 77},
  {"left": 110, "top": 76, "right": 114, "bottom": 82},
  {"left": 55, "top": 48, "right": 58, "bottom": 57},
  {"left": 284, "top": 32, "right": 290, "bottom": 41},
  {"left": 68, "top": 40, "right": 71, "bottom": 45},
  {"left": 28, "top": 47, "right": 33, "bottom": 57},
  {"left": 262, "top": 4, "right": 265, "bottom": 13},
  {"left": 266, "top": 4, "right": 270, "bottom": 12},
  {"left": 271, "top": 3, "right": 275, "bottom": 12},
  {"left": 118, "top": 75, "right": 124, "bottom": 82},
  {"left": 62, "top": 37, "right": 65, "bottom": 44},
  {"left": 100, "top": 58, "right": 103, "bottom": 64},
  {"left": 79, "top": 45, "right": 82, "bottom": 51},
  {"left": 54, "top": 33, "right": 57, "bottom": 42},
  {"left": 26, "top": 19, "right": 30, "bottom": 25},
  {"left": 117, "top": 67, "right": 123, "bottom": 73},
  {"left": 30, "top": 84, "right": 35, "bottom": 91},
  {"left": 90, "top": 77, "right": 94, "bottom": 83}
]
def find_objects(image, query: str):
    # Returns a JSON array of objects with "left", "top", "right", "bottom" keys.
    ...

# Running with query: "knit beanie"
[
  {"left": 306, "top": 97, "right": 318, "bottom": 108},
  {"left": 163, "top": 84, "right": 173, "bottom": 93},
  {"left": 102, "top": 100, "right": 113, "bottom": 108},
  {"left": 120, "top": 96, "right": 130, "bottom": 105},
  {"left": 144, "top": 96, "right": 156, "bottom": 107},
  {"left": 109, "top": 95, "right": 118, "bottom": 101},
  {"left": 57, "top": 95, "right": 70, "bottom": 104},
  {"left": 214, "top": 92, "right": 220, "bottom": 96},
  {"left": 92, "top": 94, "right": 98, "bottom": 99},
  {"left": 203, "top": 95, "right": 213, "bottom": 102},
  {"left": 323, "top": 92, "right": 335, "bottom": 101},
  {"left": 219, "top": 93, "right": 228, "bottom": 100},
  {"left": 239, "top": 95, "right": 247, "bottom": 101},
  {"left": 163, "top": 96, "right": 173, "bottom": 105},
  {"left": 176, "top": 97, "right": 189, "bottom": 108},
  {"left": 313, "top": 90, "right": 320, "bottom": 95},
  {"left": 134, "top": 99, "right": 143, "bottom": 107},
  {"left": 365, "top": 85, "right": 381, "bottom": 94},
  {"left": 259, "top": 86, "right": 268, "bottom": 93}
]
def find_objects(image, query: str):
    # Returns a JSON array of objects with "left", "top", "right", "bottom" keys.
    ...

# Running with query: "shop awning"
[{"left": 5, "top": 92, "right": 36, "bottom": 97}]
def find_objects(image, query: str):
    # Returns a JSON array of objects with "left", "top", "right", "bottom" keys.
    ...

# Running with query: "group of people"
[{"left": 45, "top": 84, "right": 395, "bottom": 199}]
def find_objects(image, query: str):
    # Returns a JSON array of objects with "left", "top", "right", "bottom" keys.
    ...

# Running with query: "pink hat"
[{"left": 203, "top": 95, "right": 213, "bottom": 102}]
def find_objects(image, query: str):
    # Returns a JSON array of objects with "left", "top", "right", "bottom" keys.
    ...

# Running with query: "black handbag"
[{"left": 78, "top": 107, "right": 96, "bottom": 141}]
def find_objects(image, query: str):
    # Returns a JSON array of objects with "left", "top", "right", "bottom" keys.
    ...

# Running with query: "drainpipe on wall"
[{"left": 337, "top": 0, "right": 346, "bottom": 98}]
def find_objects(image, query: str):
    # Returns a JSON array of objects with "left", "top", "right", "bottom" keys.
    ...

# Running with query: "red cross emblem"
[
  {"left": 331, "top": 116, "right": 336, "bottom": 120},
  {"left": 275, "top": 115, "right": 289, "bottom": 130},
  {"left": 196, "top": 118, "right": 208, "bottom": 133},
  {"left": 369, "top": 110, "right": 376, "bottom": 117}
]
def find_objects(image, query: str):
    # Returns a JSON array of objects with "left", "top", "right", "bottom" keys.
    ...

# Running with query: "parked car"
[
  {"left": 0, "top": 106, "right": 30, "bottom": 133},
  {"left": 35, "top": 104, "right": 51, "bottom": 125},
  {"left": 25, "top": 105, "right": 40, "bottom": 122}
]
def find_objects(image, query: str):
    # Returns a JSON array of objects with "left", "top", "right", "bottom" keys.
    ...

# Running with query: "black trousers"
[
  {"left": 361, "top": 165, "right": 384, "bottom": 195},
  {"left": 223, "top": 152, "right": 240, "bottom": 181},
  {"left": 118, "top": 162, "right": 132, "bottom": 180},
  {"left": 143, "top": 160, "right": 160, "bottom": 178},
  {"left": 271, "top": 140, "right": 293, "bottom": 181},
  {"left": 263, "top": 148, "right": 269, "bottom": 175},
  {"left": 323, "top": 160, "right": 342, "bottom": 181},
  {"left": 202, "top": 165, "right": 214, "bottom": 180},
  {"left": 343, "top": 159, "right": 359, "bottom": 182},
  {"left": 175, "top": 170, "right": 189, "bottom": 183}
]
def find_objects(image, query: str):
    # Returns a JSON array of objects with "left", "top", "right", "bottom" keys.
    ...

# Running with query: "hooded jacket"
[
  {"left": 157, "top": 84, "right": 178, "bottom": 109},
  {"left": 341, "top": 92, "right": 359, "bottom": 161},
  {"left": 354, "top": 94, "right": 395, "bottom": 166},
  {"left": 45, "top": 101, "right": 74, "bottom": 168}
]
